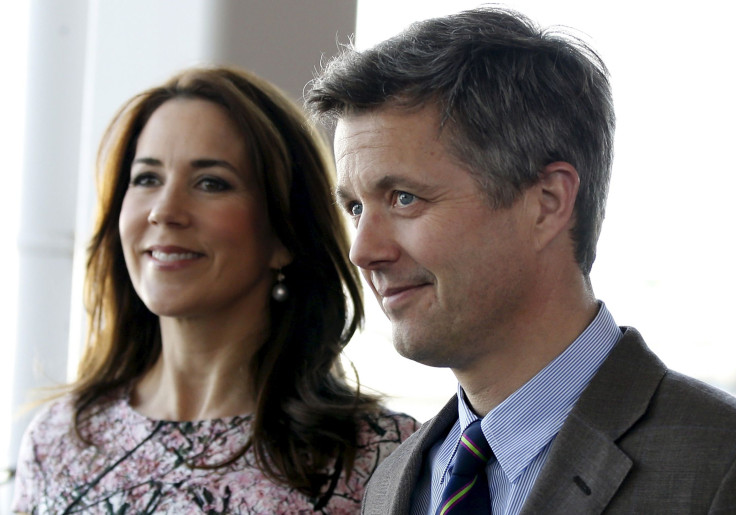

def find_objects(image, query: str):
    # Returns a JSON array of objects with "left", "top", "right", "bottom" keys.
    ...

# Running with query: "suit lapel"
[
  {"left": 520, "top": 328, "right": 667, "bottom": 514},
  {"left": 387, "top": 397, "right": 459, "bottom": 514}
]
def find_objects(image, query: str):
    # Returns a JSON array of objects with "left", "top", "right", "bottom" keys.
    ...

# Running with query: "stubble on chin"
[{"left": 391, "top": 323, "right": 450, "bottom": 368}]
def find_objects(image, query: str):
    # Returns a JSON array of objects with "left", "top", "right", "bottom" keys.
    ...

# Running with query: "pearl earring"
[{"left": 272, "top": 269, "right": 288, "bottom": 302}]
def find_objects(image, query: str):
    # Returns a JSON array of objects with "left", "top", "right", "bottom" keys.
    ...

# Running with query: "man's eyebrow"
[
  {"left": 334, "top": 185, "right": 352, "bottom": 205},
  {"left": 370, "top": 174, "right": 429, "bottom": 195},
  {"left": 335, "top": 174, "right": 428, "bottom": 204},
  {"left": 374, "top": 174, "right": 423, "bottom": 192}
]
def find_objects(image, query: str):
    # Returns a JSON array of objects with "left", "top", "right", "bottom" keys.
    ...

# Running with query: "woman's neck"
[{"left": 130, "top": 314, "right": 267, "bottom": 421}]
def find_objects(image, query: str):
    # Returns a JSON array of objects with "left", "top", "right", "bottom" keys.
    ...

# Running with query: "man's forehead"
[
  {"left": 334, "top": 110, "right": 394, "bottom": 149},
  {"left": 334, "top": 113, "right": 393, "bottom": 185},
  {"left": 333, "top": 121, "right": 400, "bottom": 203},
  {"left": 332, "top": 106, "right": 475, "bottom": 204},
  {"left": 334, "top": 107, "right": 445, "bottom": 162}
]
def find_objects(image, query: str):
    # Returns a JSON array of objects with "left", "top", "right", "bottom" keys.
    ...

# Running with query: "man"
[{"left": 307, "top": 7, "right": 736, "bottom": 515}]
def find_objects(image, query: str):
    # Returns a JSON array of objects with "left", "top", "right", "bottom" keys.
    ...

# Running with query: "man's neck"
[{"left": 454, "top": 281, "right": 599, "bottom": 417}]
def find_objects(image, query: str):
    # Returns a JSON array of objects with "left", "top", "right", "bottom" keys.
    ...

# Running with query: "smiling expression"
[
  {"left": 334, "top": 106, "right": 538, "bottom": 369},
  {"left": 119, "top": 98, "right": 289, "bottom": 321}
]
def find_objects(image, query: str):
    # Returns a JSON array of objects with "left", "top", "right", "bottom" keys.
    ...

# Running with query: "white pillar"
[{"left": 8, "top": 0, "right": 88, "bottom": 481}]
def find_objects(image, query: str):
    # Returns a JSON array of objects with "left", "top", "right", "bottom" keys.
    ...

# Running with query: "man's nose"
[
  {"left": 349, "top": 210, "right": 399, "bottom": 270},
  {"left": 147, "top": 184, "right": 191, "bottom": 227}
]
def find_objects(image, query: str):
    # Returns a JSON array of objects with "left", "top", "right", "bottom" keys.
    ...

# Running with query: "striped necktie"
[{"left": 436, "top": 420, "right": 493, "bottom": 514}]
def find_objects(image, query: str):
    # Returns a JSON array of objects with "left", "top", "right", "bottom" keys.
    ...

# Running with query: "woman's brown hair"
[{"left": 76, "top": 66, "right": 377, "bottom": 507}]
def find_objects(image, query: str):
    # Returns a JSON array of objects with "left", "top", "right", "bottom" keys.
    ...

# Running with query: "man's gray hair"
[{"left": 306, "top": 7, "right": 615, "bottom": 275}]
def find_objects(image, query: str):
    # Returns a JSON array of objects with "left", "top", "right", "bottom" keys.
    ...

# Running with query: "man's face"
[{"left": 334, "top": 106, "right": 539, "bottom": 371}]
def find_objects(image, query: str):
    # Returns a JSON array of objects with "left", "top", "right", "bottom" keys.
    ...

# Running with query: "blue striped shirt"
[{"left": 411, "top": 303, "right": 622, "bottom": 515}]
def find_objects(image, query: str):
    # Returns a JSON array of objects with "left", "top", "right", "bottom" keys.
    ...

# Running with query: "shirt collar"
[{"left": 456, "top": 302, "right": 622, "bottom": 482}]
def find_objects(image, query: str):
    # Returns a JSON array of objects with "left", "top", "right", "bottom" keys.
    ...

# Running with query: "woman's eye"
[
  {"left": 350, "top": 203, "right": 363, "bottom": 216},
  {"left": 130, "top": 172, "right": 160, "bottom": 187},
  {"left": 198, "top": 177, "right": 231, "bottom": 192},
  {"left": 395, "top": 191, "right": 416, "bottom": 207}
]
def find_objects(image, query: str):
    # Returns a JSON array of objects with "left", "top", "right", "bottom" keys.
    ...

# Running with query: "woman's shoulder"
[
  {"left": 22, "top": 393, "right": 78, "bottom": 442},
  {"left": 21, "top": 387, "right": 130, "bottom": 449},
  {"left": 12, "top": 393, "right": 85, "bottom": 512}
]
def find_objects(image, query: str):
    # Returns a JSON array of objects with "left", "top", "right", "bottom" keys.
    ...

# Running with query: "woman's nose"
[{"left": 147, "top": 185, "right": 191, "bottom": 227}]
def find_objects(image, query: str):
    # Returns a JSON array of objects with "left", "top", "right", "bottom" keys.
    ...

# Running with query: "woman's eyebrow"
[
  {"left": 131, "top": 157, "right": 238, "bottom": 173},
  {"left": 190, "top": 158, "right": 238, "bottom": 173},
  {"left": 131, "top": 157, "right": 162, "bottom": 166}
]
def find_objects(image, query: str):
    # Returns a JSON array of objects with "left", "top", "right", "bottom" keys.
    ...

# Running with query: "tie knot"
[{"left": 452, "top": 420, "right": 492, "bottom": 476}]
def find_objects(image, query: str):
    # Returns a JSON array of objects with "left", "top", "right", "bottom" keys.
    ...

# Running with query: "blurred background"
[{"left": 1, "top": 0, "right": 734, "bottom": 510}]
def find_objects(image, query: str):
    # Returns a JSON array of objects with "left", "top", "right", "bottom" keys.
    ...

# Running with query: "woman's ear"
[
  {"left": 532, "top": 161, "right": 580, "bottom": 250},
  {"left": 270, "top": 240, "right": 293, "bottom": 270}
]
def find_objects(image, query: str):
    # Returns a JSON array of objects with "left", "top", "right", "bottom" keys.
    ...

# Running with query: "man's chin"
[{"left": 392, "top": 333, "right": 450, "bottom": 368}]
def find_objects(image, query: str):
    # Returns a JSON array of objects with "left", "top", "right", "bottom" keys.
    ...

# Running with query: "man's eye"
[
  {"left": 350, "top": 203, "right": 363, "bottom": 216},
  {"left": 396, "top": 191, "right": 416, "bottom": 207}
]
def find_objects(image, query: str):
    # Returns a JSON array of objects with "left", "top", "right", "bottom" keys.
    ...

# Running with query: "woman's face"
[{"left": 119, "top": 98, "right": 290, "bottom": 320}]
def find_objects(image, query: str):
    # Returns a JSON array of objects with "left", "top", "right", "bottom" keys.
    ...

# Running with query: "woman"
[{"left": 13, "top": 66, "right": 417, "bottom": 514}]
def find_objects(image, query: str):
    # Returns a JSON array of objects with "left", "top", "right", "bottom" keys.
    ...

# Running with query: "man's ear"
[{"left": 532, "top": 161, "right": 580, "bottom": 250}]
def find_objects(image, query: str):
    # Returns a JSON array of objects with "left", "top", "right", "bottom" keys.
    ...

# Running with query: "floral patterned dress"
[{"left": 12, "top": 390, "right": 418, "bottom": 514}]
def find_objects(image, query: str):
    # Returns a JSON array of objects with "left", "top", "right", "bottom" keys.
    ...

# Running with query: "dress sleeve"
[
  {"left": 321, "top": 410, "right": 419, "bottom": 512},
  {"left": 396, "top": 413, "right": 420, "bottom": 442},
  {"left": 355, "top": 411, "right": 419, "bottom": 480},
  {"left": 11, "top": 419, "right": 42, "bottom": 513}
]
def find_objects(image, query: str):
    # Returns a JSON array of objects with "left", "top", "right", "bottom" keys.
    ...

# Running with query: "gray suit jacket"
[{"left": 362, "top": 328, "right": 736, "bottom": 514}]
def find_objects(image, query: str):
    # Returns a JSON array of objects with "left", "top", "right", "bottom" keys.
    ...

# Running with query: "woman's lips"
[
  {"left": 145, "top": 246, "right": 205, "bottom": 268},
  {"left": 150, "top": 249, "right": 201, "bottom": 262}
]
